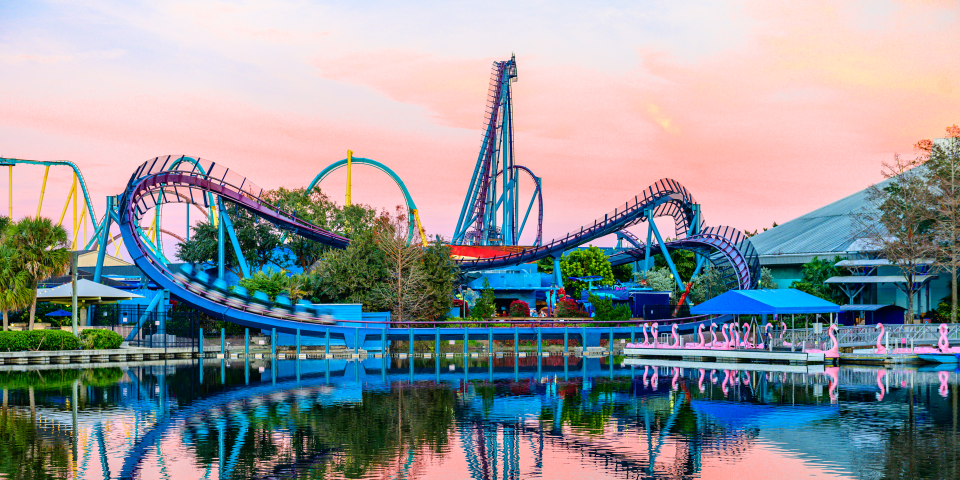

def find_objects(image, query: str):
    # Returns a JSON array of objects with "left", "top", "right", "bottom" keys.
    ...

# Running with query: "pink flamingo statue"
[
  {"left": 875, "top": 323, "right": 887, "bottom": 354},
  {"left": 706, "top": 323, "right": 718, "bottom": 348},
  {"left": 741, "top": 323, "right": 753, "bottom": 348},
  {"left": 641, "top": 323, "right": 650, "bottom": 347},
  {"left": 780, "top": 321, "right": 793, "bottom": 347},
  {"left": 695, "top": 324, "right": 706, "bottom": 349},
  {"left": 936, "top": 323, "right": 960, "bottom": 353},
  {"left": 718, "top": 324, "right": 731, "bottom": 350},
  {"left": 651, "top": 323, "right": 660, "bottom": 349},
  {"left": 807, "top": 324, "right": 840, "bottom": 358},
  {"left": 939, "top": 371, "right": 950, "bottom": 398},
  {"left": 670, "top": 324, "right": 681, "bottom": 348},
  {"left": 876, "top": 369, "right": 886, "bottom": 401},
  {"left": 757, "top": 323, "right": 772, "bottom": 350},
  {"left": 698, "top": 368, "right": 706, "bottom": 392}
]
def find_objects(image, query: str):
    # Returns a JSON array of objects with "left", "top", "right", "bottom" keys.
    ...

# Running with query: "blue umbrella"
[{"left": 45, "top": 309, "right": 73, "bottom": 317}]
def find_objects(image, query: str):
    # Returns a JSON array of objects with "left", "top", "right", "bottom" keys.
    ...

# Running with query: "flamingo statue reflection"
[
  {"left": 939, "top": 371, "right": 950, "bottom": 398},
  {"left": 825, "top": 366, "right": 840, "bottom": 403},
  {"left": 698, "top": 368, "right": 706, "bottom": 392},
  {"left": 876, "top": 369, "right": 886, "bottom": 401}
]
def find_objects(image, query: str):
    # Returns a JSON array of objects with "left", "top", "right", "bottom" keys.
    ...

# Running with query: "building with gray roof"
[{"left": 749, "top": 167, "right": 947, "bottom": 320}]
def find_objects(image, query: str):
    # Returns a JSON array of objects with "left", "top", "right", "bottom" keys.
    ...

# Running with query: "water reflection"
[{"left": 0, "top": 357, "right": 956, "bottom": 479}]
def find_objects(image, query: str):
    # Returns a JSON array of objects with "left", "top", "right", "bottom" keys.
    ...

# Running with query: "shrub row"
[
  {"left": 0, "top": 329, "right": 124, "bottom": 352},
  {"left": 0, "top": 330, "right": 82, "bottom": 351}
]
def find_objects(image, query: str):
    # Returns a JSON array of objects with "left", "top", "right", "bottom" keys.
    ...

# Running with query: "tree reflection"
[{"left": 183, "top": 383, "right": 457, "bottom": 478}]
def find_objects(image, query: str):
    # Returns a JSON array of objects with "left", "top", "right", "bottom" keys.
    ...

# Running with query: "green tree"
[
  {"left": 644, "top": 267, "right": 675, "bottom": 293},
  {"left": 536, "top": 257, "right": 555, "bottom": 274},
  {"left": 789, "top": 256, "right": 845, "bottom": 305},
  {"left": 858, "top": 154, "right": 938, "bottom": 321},
  {"left": 307, "top": 227, "right": 390, "bottom": 310},
  {"left": 612, "top": 263, "right": 633, "bottom": 282},
  {"left": 470, "top": 279, "right": 496, "bottom": 320},
  {"left": 370, "top": 210, "right": 428, "bottom": 323},
  {"left": 420, "top": 239, "right": 459, "bottom": 321},
  {"left": 237, "top": 270, "right": 291, "bottom": 301},
  {"left": 759, "top": 267, "right": 777, "bottom": 289},
  {"left": 653, "top": 249, "right": 696, "bottom": 282},
  {"left": 0, "top": 242, "right": 32, "bottom": 331},
  {"left": 919, "top": 125, "right": 960, "bottom": 321},
  {"left": 689, "top": 265, "right": 727, "bottom": 304},
  {"left": 176, "top": 201, "right": 288, "bottom": 277},
  {"left": 4, "top": 217, "right": 70, "bottom": 330},
  {"left": 561, "top": 246, "right": 614, "bottom": 298}
]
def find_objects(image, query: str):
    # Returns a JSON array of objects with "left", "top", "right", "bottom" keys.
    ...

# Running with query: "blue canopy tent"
[{"left": 691, "top": 289, "right": 840, "bottom": 326}]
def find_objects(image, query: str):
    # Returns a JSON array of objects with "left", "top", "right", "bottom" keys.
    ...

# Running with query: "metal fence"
[
  {"left": 783, "top": 323, "right": 960, "bottom": 349},
  {"left": 90, "top": 304, "right": 202, "bottom": 349}
]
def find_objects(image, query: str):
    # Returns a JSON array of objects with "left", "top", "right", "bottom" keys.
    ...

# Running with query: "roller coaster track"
[
  {"left": 0, "top": 157, "right": 101, "bottom": 248},
  {"left": 118, "top": 156, "right": 752, "bottom": 334},
  {"left": 609, "top": 226, "right": 760, "bottom": 290},
  {"left": 454, "top": 178, "right": 707, "bottom": 270}
]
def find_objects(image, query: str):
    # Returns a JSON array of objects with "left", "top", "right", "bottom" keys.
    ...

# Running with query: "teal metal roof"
[{"left": 690, "top": 289, "right": 840, "bottom": 314}]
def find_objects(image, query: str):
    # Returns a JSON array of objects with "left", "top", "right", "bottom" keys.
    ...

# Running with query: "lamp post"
[{"left": 71, "top": 251, "right": 78, "bottom": 335}]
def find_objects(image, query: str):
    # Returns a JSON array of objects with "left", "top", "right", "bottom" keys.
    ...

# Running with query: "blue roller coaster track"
[{"left": 113, "top": 155, "right": 746, "bottom": 339}]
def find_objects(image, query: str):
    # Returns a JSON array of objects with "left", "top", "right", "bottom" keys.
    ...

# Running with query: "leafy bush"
[
  {"left": 508, "top": 300, "right": 530, "bottom": 317},
  {"left": 80, "top": 329, "right": 123, "bottom": 350},
  {"left": 555, "top": 298, "right": 588, "bottom": 318},
  {"left": 0, "top": 330, "right": 81, "bottom": 351},
  {"left": 589, "top": 294, "right": 631, "bottom": 321}
]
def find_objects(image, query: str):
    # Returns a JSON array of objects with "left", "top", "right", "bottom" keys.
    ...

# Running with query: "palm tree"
[
  {"left": 0, "top": 243, "right": 32, "bottom": 331},
  {"left": 5, "top": 218, "right": 70, "bottom": 330},
  {"left": 0, "top": 218, "right": 33, "bottom": 331}
]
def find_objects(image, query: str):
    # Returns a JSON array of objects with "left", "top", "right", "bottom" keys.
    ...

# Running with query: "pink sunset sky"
[{"left": 2, "top": 0, "right": 959, "bottom": 247}]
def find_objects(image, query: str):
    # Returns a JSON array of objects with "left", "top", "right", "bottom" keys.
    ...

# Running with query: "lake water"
[{"left": 1, "top": 356, "right": 958, "bottom": 479}]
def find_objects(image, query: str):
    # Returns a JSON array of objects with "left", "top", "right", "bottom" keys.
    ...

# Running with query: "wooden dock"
[
  {"left": 624, "top": 357, "right": 825, "bottom": 374},
  {"left": 622, "top": 347, "right": 827, "bottom": 364}
]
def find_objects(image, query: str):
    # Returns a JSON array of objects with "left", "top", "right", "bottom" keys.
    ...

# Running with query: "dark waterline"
[{"left": 0, "top": 357, "right": 957, "bottom": 479}]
